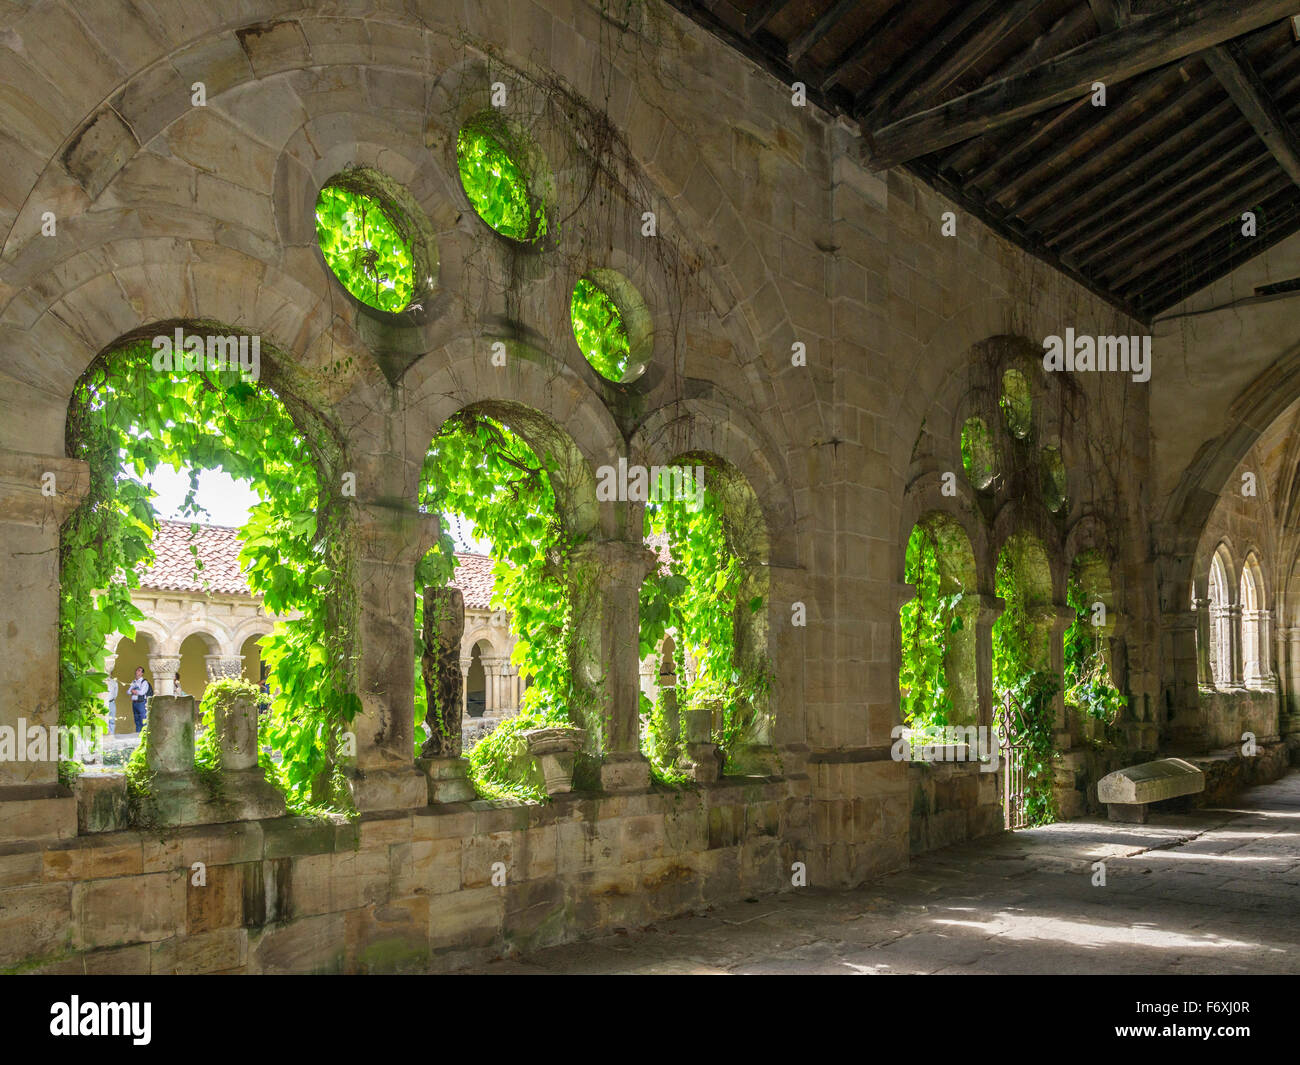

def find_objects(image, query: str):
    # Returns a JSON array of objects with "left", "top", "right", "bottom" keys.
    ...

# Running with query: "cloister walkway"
[{"left": 475, "top": 771, "right": 1300, "bottom": 974}]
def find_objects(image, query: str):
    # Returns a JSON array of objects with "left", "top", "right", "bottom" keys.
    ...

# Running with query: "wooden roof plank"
[
  {"left": 853, "top": 0, "right": 1004, "bottom": 124},
  {"left": 1203, "top": 39, "right": 1300, "bottom": 187},
  {"left": 789, "top": 0, "right": 860, "bottom": 66},
  {"left": 867, "top": 0, "right": 1299, "bottom": 171}
]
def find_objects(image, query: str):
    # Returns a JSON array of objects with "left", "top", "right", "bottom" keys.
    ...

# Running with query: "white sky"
[{"left": 138, "top": 465, "right": 490, "bottom": 553}]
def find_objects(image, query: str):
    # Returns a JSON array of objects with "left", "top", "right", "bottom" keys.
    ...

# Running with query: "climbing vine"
[
  {"left": 638, "top": 472, "right": 769, "bottom": 778},
  {"left": 992, "top": 541, "right": 1059, "bottom": 826},
  {"left": 456, "top": 120, "right": 548, "bottom": 242},
  {"left": 315, "top": 185, "right": 414, "bottom": 312},
  {"left": 899, "top": 524, "right": 964, "bottom": 731},
  {"left": 418, "top": 411, "right": 579, "bottom": 798},
  {"left": 61, "top": 338, "right": 356, "bottom": 814},
  {"left": 1064, "top": 557, "right": 1124, "bottom": 724},
  {"left": 571, "top": 277, "right": 631, "bottom": 381}
]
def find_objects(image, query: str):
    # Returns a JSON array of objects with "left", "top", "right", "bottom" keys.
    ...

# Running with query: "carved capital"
[
  {"left": 354, "top": 502, "right": 439, "bottom": 566},
  {"left": 571, "top": 538, "right": 659, "bottom": 585}
]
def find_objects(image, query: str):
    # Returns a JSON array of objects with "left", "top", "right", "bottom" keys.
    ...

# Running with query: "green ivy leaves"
[
  {"left": 315, "top": 185, "right": 414, "bottom": 312},
  {"left": 62, "top": 340, "right": 353, "bottom": 813},
  {"left": 456, "top": 125, "right": 545, "bottom": 242},
  {"left": 571, "top": 278, "right": 631, "bottom": 382},
  {"left": 899, "top": 525, "right": 962, "bottom": 729}
]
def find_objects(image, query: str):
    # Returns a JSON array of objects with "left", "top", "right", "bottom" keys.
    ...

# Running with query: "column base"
[
  {"left": 345, "top": 766, "right": 429, "bottom": 812},
  {"left": 416, "top": 756, "right": 477, "bottom": 803},
  {"left": 600, "top": 753, "right": 651, "bottom": 792},
  {"left": 685, "top": 743, "right": 722, "bottom": 783}
]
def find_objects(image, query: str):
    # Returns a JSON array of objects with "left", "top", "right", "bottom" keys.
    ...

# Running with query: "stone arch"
[
  {"left": 629, "top": 396, "right": 797, "bottom": 568},
  {"left": 898, "top": 474, "right": 989, "bottom": 594},
  {"left": 990, "top": 502, "right": 1067, "bottom": 605},
  {"left": 463, "top": 629, "right": 503, "bottom": 660},
  {"left": 230, "top": 617, "right": 276, "bottom": 650},
  {"left": 164, "top": 620, "right": 231, "bottom": 658},
  {"left": 404, "top": 337, "right": 618, "bottom": 539},
  {"left": 1159, "top": 344, "right": 1300, "bottom": 604},
  {"left": 8, "top": 247, "right": 375, "bottom": 460},
  {"left": 900, "top": 511, "right": 980, "bottom": 729},
  {"left": 108, "top": 622, "right": 166, "bottom": 658},
  {"left": 1240, "top": 551, "right": 1270, "bottom": 687}
]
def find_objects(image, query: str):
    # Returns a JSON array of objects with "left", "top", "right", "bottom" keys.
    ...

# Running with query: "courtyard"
[{"left": 476, "top": 771, "right": 1300, "bottom": 976}]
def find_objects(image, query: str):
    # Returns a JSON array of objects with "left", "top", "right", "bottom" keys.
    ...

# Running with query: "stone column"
[
  {"left": 482, "top": 657, "right": 499, "bottom": 714},
  {"left": 1163, "top": 609, "right": 1207, "bottom": 751},
  {"left": 1227, "top": 604, "right": 1245, "bottom": 688},
  {"left": 347, "top": 502, "right": 439, "bottom": 812},
  {"left": 1047, "top": 604, "right": 1075, "bottom": 737},
  {"left": 417, "top": 586, "right": 475, "bottom": 802},
  {"left": 103, "top": 653, "right": 120, "bottom": 734},
  {"left": 1284, "top": 628, "right": 1300, "bottom": 742},
  {"left": 1193, "top": 597, "right": 1213, "bottom": 687},
  {"left": 460, "top": 656, "right": 472, "bottom": 717},
  {"left": 976, "top": 594, "right": 1004, "bottom": 730},
  {"left": 0, "top": 450, "right": 87, "bottom": 807},
  {"left": 148, "top": 655, "right": 181, "bottom": 697},
  {"left": 204, "top": 654, "right": 244, "bottom": 681},
  {"left": 569, "top": 539, "right": 658, "bottom": 791},
  {"left": 1246, "top": 608, "right": 1273, "bottom": 686}
]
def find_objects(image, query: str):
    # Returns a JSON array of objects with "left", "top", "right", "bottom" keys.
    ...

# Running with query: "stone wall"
[
  {"left": 0, "top": 0, "right": 1281, "bottom": 970},
  {"left": 907, "top": 761, "right": 1001, "bottom": 855},
  {"left": 2, "top": 778, "right": 803, "bottom": 974}
]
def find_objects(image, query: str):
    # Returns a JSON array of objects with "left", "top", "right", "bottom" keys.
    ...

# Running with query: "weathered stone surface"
[
  {"left": 1098, "top": 758, "right": 1205, "bottom": 805},
  {"left": 76, "top": 774, "right": 130, "bottom": 834},
  {"left": 61, "top": 106, "right": 138, "bottom": 200}
]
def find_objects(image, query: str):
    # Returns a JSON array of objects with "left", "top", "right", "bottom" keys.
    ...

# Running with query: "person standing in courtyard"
[{"left": 127, "top": 666, "right": 152, "bottom": 732}]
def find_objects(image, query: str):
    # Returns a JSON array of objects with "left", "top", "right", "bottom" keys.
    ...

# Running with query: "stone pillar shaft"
[
  {"left": 0, "top": 450, "right": 88, "bottom": 789},
  {"left": 569, "top": 539, "right": 658, "bottom": 789}
]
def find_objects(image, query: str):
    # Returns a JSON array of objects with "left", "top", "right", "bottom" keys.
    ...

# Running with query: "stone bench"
[{"left": 1097, "top": 757, "right": 1204, "bottom": 823}]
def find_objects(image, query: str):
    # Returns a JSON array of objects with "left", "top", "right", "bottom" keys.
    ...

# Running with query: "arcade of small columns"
[{"left": 105, "top": 587, "right": 525, "bottom": 723}]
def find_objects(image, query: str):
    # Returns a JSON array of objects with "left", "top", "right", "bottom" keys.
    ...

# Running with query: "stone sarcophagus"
[{"left": 1097, "top": 757, "right": 1204, "bottom": 823}]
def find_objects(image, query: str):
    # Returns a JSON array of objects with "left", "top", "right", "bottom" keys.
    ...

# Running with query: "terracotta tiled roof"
[
  {"left": 452, "top": 553, "right": 496, "bottom": 610},
  {"left": 139, "top": 520, "right": 499, "bottom": 606},
  {"left": 139, "top": 520, "right": 250, "bottom": 595}
]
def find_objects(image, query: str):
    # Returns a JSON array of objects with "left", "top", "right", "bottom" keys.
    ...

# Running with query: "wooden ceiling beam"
[
  {"left": 1202, "top": 39, "right": 1300, "bottom": 187},
  {"left": 947, "top": 4, "right": 1100, "bottom": 178},
  {"left": 1050, "top": 57, "right": 1300, "bottom": 242},
  {"left": 1135, "top": 192, "right": 1300, "bottom": 313},
  {"left": 744, "top": 0, "right": 790, "bottom": 37},
  {"left": 882, "top": 0, "right": 1048, "bottom": 123},
  {"left": 852, "top": 0, "right": 1003, "bottom": 125},
  {"left": 1086, "top": 0, "right": 1129, "bottom": 33},
  {"left": 821, "top": 2, "right": 911, "bottom": 93},
  {"left": 1100, "top": 171, "right": 1289, "bottom": 288},
  {"left": 788, "top": 0, "right": 857, "bottom": 67},
  {"left": 866, "top": 0, "right": 1299, "bottom": 171},
  {"left": 1066, "top": 139, "right": 1267, "bottom": 261},
  {"left": 1076, "top": 146, "right": 1276, "bottom": 270}
]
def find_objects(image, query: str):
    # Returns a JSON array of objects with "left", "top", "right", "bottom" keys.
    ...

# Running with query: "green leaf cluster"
[
  {"left": 62, "top": 340, "right": 356, "bottom": 815},
  {"left": 899, "top": 524, "right": 964, "bottom": 729},
  {"left": 992, "top": 545, "right": 1059, "bottom": 826},
  {"left": 1064, "top": 561, "right": 1124, "bottom": 723},
  {"left": 638, "top": 476, "right": 767, "bottom": 770},
  {"left": 315, "top": 184, "right": 414, "bottom": 312},
  {"left": 418, "top": 413, "right": 577, "bottom": 796},
  {"left": 571, "top": 278, "right": 631, "bottom": 382},
  {"left": 456, "top": 124, "right": 546, "bottom": 242}
]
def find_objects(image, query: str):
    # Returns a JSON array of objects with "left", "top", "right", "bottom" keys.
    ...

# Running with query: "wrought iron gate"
[{"left": 996, "top": 692, "right": 1030, "bottom": 829}]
